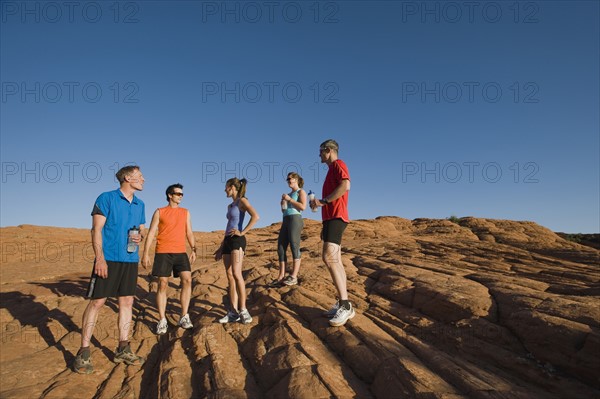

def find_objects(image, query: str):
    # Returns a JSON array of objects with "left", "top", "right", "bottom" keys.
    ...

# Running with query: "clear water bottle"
[
  {"left": 308, "top": 190, "right": 317, "bottom": 212},
  {"left": 127, "top": 226, "right": 140, "bottom": 253},
  {"left": 281, "top": 199, "right": 288, "bottom": 211}
]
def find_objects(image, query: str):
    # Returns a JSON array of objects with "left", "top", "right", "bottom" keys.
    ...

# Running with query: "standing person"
[
  {"left": 214, "top": 178, "right": 260, "bottom": 324},
  {"left": 269, "top": 172, "right": 307, "bottom": 287},
  {"left": 142, "top": 183, "right": 196, "bottom": 335},
  {"left": 310, "top": 139, "right": 354, "bottom": 327},
  {"left": 73, "top": 165, "right": 146, "bottom": 374}
]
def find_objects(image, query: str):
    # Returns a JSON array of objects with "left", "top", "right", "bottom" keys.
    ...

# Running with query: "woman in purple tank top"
[{"left": 214, "top": 177, "right": 260, "bottom": 324}]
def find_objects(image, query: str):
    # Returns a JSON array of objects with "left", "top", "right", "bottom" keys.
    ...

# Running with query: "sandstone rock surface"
[{"left": 1, "top": 218, "right": 598, "bottom": 398}]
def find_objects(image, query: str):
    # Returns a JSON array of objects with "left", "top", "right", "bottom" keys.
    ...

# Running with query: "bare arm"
[
  {"left": 142, "top": 209, "right": 160, "bottom": 268},
  {"left": 91, "top": 214, "right": 107, "bottom": 278},
  {"left": 284, "top": 189, "right": 307, "bottom": 211},
  {"left": 237, "top": 197, "right": 260, "bottom": 236},
  {"left": 314, "top": 179, "right": 350, "bottom": 208},
  {"left": 186, "top": 210, "right": 197, "bottom": 263}
]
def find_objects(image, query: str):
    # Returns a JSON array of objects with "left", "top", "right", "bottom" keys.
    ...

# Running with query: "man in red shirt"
[{"left": 310, "top": 139, "right": 354, "bottom": 326}]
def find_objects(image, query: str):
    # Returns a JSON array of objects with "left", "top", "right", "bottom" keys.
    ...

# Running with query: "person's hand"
[
  {"left": 189, "top": 251, "right": 197, "bottom": 264},
  {"left": 228, "top": 229, "right": 243, "bottom": 237},
  {"left": 131, "top": 234, "right": 142, "bottom": 244},
  {"left": 214, "top": 248, "right": 222, "bottom": 261},
  {"left": 310, "top": 198, "right": 320, "bottom": 211},
  {"left": 282, "top": 194, "right": 291, "bottom": 201},
  {"left": 142, "top": 255, "right": 150, "bottom": 269},
  {"left": 94, "top": 258, "right": 108, "bottom": 279}
]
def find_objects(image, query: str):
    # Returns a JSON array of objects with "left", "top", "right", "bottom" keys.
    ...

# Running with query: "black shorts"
[
  {"left": 222, "top": 235, "right": 246, "bottom": 254},
  {"left": 152, "top": 253, "right": 191, "bottom": 278},
  {"left": 86, "top": 260, "right": 138, "bottom": 299},
  {"left": 321, "top": 219, "right": 348, "bottom": 245}
]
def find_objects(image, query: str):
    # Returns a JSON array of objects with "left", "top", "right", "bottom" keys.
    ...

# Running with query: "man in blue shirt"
[{"left": 73, "top": 165, "right": 146, "bottom": 374}]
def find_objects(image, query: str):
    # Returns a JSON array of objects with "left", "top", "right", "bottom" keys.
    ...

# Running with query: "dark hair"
[
  {"left": 166, "top": 183, "right": 183, "bottom": 202},
  {"left": 287, "top": 172, "right": 304, "bottom": 188},
  {"left": 226, "top": 177, "right": 247, "bottom": 198},
  {"left": 115, "top": 165, "right": 140, "bottom": 184}
]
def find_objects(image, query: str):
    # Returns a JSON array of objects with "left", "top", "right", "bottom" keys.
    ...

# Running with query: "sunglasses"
[{"left": 171, "top": 192, "right": 184, "bottom": 197}]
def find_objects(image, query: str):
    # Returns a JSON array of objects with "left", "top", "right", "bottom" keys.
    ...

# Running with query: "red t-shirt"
[{"left": 322, "top": 159, "right": 350, "bottom": 222}]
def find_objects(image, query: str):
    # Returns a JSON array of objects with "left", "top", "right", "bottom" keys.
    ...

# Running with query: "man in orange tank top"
[{"left": 142, "top": 184, "right": 196, "bottom": 334}]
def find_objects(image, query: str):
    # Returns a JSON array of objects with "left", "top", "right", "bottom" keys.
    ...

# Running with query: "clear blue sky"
[{"left": 1, "top": 1, "right": 599, "bottom": 233}]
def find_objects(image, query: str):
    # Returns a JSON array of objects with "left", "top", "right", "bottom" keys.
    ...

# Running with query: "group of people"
[{"left": 73, "top": 139, "right": 353, "bottom": 374}]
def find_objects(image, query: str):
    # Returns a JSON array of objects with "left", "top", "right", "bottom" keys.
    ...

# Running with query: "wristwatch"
[{"left": 320, "top": 198, "right": 329, "bottom": 204}]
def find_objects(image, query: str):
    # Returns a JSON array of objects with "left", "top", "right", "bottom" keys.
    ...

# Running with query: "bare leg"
[
  {"left": 179, "top": 271, "right": 192, "bottom": 316},
  {"left": 157, "top": 277, "right": 169, "bottom": 320},
  {"left": 223, "top": 254, "right": 238, "bottom": 311},
  {"left": 81, "top": 298, "right": 107, "bottom": 347},
  {"left": 117, "top": 295, "right": 134, "bottom": 342},
  {"left": 290, "top": 258, "right": 301, "bottom": 279},
  {"left": 231, "top": 249, "right": 246, "bottom": 310},
  {"left": 322, "top": 242, "right": 347, "bottom": 300},
  {"left": 277, "top": 261, "right": 286, "bottom": 281}
]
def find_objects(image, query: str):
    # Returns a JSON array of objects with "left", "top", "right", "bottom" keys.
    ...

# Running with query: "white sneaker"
[
  {"left": 218, "top": 310, "right": 240, "bottom": 324},
  {"left": 323, "top": 300, "right": 340, "bottom": 318},
  {"left": 239, "top": 308, "right": 253, "bottom": 324},
  {"left": 329, "top": 303, "right": 355, "bottom": 327},
  {"left": 156, "top": 318, "right": 168, "bottom": 335},
  {"left": 178, "top": 314, "right": 193, "bottom": 329}
]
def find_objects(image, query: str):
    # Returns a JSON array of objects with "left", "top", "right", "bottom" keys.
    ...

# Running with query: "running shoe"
[
  {"left": 329, "top": 303, "right": 356, "bottom": 327},
  {"left": 178, "top": 314, "right": 193, "bottom": 329},
  {"left": 156, "top": 318, "right": 168, "bottom": 335},
  {"left": 239, "top": 308, "right": 253, "bottom": 324},
  {"left": 218, "top": 310, "right": 240, "bottom": 324}
]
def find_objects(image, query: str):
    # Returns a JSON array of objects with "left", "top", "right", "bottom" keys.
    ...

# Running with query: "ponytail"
[
  {"left": 226, "top": 177, "right": 248, "bottom": 198},
  {"left": 238, "top": 178, "right": 247, "bottom": 198}
]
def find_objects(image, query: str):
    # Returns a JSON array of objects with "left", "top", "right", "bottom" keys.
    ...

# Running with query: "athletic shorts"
[
  {"left": 86, "top": 260, "right": 138, "bottom": 299},
  {"left": 222, "top": 235, "right": 246, "bottom": 254},
  {"left": 152, "top": 253, "right": 191, "bottom": 278},
  {"left": 321, "top": 219, "right": 348, "bottom": 245}
]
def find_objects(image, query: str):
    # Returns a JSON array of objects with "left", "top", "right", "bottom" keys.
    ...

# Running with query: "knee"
[
  {"left": 89, "top": 298, "right": 106, "bottom": 310},
  {"left": 119, "top": 296, "right": 134, "bottom": 308},
  {"left": 158, "top": 279, "right": 169, "bottom": 292},
  {"left": 181, "top": 275, "right": 192, "bottom": 287}
]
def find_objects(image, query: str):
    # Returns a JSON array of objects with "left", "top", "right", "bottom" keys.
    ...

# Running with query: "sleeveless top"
[
  {"left": 226, "top": 199, "right": 245, "bottom": 234},
  {"left": 156, "top": 206, "right": 187, "bottom": 253},
  {"left": 283, "top": 190, "right": 303, "bottom": 218}
]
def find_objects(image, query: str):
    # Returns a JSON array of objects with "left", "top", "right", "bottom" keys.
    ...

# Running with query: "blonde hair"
[{"left": 320, "top": 139, "right": 339, "bottom": 153}]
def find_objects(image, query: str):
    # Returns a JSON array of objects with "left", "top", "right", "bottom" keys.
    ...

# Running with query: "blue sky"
[{"left": 1, "top": 1, "right": 599, "bottom": 233}]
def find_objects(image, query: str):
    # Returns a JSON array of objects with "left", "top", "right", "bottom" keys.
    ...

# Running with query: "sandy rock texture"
[{"left": 1, "top": 218, "right": 598, "bottom": 398}]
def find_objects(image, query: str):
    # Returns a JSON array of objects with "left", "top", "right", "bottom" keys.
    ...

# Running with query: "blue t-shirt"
[{"left": 91, "top": 189, "right": 146, "bottom": 262}]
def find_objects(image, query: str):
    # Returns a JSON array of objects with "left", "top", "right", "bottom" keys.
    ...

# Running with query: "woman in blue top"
[
  {"left": 270, "top": 172, "right": 307, "bottom": 287},
  {"left": 214, "top": 177, "right": 260, "bottom": 324}
]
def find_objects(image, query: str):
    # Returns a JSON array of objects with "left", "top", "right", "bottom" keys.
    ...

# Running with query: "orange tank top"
[{"left": 156, "top": 207, "right": 188, "bottom": 253}]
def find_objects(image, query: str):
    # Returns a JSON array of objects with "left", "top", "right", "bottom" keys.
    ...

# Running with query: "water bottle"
[
  {"left": 308, "top": 190, "right": 317, "bottom": 212},
  {"left": 281, "top": 199, "right": 288, "bottom": 211},
  {"left": 127, "top": 226, "right": 140, "bottom": 253}
]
